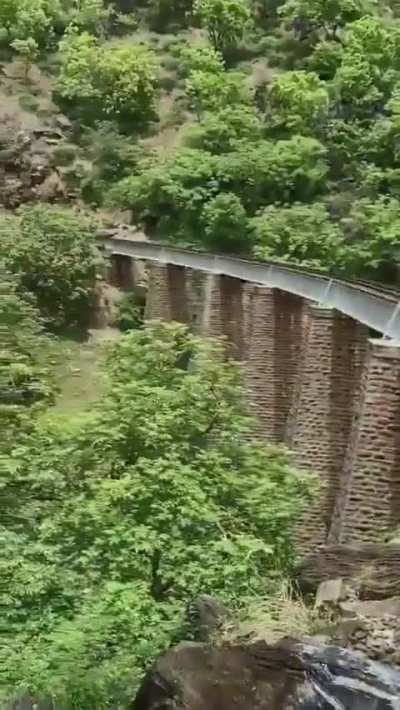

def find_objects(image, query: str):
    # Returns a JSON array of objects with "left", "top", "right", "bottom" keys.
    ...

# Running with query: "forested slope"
[{"left": 1, "top": 0, "right": 400, "bottom": 280}]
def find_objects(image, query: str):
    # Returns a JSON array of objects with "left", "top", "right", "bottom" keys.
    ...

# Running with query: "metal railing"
[{"left": 105, "top": 237, "right": 400, "bottom": 341}]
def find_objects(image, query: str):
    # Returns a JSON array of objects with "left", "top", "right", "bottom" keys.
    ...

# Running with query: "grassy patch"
[
  {"left": 44, "top": 328, "right": 120, "bottom": 418},
  {"left": 219, "top": 582, "right": 335, "bottom": 645}
]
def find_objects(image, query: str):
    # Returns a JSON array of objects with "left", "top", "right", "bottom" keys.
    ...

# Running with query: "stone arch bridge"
[{"left": 104, "top": 236, "right": 400, "bottom": 553}]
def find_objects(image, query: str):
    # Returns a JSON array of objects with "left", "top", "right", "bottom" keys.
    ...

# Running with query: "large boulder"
[{"left": 131, "top": 638, "right": 400, "bottom": 710}]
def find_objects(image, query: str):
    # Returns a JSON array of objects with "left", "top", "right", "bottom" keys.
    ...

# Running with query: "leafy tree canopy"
[
  {"left": 108, "top": 135, "right": 328, "bottom": 243},
  {"left": 194, "top": 0, "right": 251, "bottom": 55},
  {"left": 1, "top": 322, "right": 312, "bottom": 707},
  {"left": 251, "top": 202, "right": 346, "bottom": 270},
  {"left": 184, "top": 105, "right": 263, "bottom": 152},
  {"left": 178, "top": 43, "right": 225, "bottom": 76},
  {"left": 267, "top": 70, "right": 330, "bottom": 134},
  {"left": 0, "top": 264, "right": 54, "bottom": 444},
  {"left": 280, "top": 0, "right": 377, "bottom": 38},
  {"left": 56, "top": 30, "right": 159, "bottom": 127},
  {"left": 0, "top": 0, "right": 62, "bottom": 46},
  {"left": 185, "top": 68, "right": 251, "bottom": 116},
  {"left": 0, "top": 205, "right": 101, "bottom": 330}
]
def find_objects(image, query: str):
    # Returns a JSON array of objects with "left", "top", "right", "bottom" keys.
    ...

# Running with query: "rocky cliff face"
[
  {"left": 131, "top": 638, "right": 400, "bottom": 710},
  {"left": 0, "top": 117, "right": 72, "bottom": 208}
]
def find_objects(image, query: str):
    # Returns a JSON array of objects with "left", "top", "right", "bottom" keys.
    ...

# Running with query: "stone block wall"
[
  {"left": 167, "top": 265, "right": 189, "bottom": 323},
  {"left": 109, "top": 254, "right": 136, "bottom": 290},
  {"left": 144, "top": 263, "right": 189, "bottom": 323},
  {"left": 201, "top": 274, "right": 245, "bottom": 359},
  {"left": 331, "top": 339, "right": 400, "bottom": 544},
  {"left": 243, "top": 285, "right": 304, "bottom": 443},
  {"left": 288, "top": 305, "right": 368, "bottom": 552},
  {"left": 186, "top": 269, "right": 206, "bottom": 335}
]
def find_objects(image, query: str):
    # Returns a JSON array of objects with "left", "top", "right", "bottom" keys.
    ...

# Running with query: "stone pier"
[
  {"left": 109, "top": 254, "right": 136, "bottom": 290},
  {"left": 289, "top": 305, "right": 367, "bottom": 551},
  {"left": 145, "top": 263, "right": 189, "bottom": 323},
  {"left": 201, "top": 274, "right": 245, "bottom": 359},
  {"left": 330, "top": 339, "right": 400, "bottom": 544},
  {"left": 243, "top": 285, "right": 304, "bottom": 443}
]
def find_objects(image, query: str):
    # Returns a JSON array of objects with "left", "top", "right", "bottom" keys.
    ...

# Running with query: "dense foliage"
[
  {"left": 56, "top": 30, "right": 159, "bottom": 127},
  {"left": 0, "top": 205, "right": 101, "bottom": 330},
  {"left": 194, "top": 0, "right": 252, "bottom": 56},
  {"left": 1, "top": 322, "right": 312, "bottom": 707},
  {"left": 0, "top": 263, "right": 54, "bottom": 443},
  {"left": 2, "top": 0, "right": 400, "bottom": 278}
]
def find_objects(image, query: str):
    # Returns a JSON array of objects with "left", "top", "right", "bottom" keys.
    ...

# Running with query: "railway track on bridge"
[{"left": 103, "top": 236, "right": 400, "bottom": 340}]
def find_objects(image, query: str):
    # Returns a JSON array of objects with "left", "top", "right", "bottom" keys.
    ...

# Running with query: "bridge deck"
[{"left": 105, "top": 237, "right": 400, "bottom": 340}]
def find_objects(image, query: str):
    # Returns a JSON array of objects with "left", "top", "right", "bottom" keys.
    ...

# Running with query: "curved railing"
[{"left": 104, "top": 236, "right": 400, "bottom": 340}]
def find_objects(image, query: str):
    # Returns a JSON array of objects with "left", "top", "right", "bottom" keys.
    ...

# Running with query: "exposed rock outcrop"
[
  {"left": 131, "top": 638, "right": 400, "bottom": 710},
  {"left": 0, "top": 117, "right": 71, "bottom": 207},
  {"left": 185, "top": 594, "right": 229, "bottom": 641}
]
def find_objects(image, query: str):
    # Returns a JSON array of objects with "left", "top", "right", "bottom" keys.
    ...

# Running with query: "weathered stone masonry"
[
  {"left": 331, "top": 339, "right": 400, "bottom": 544},
  {"left": 109, "top": 253, "right": 136, "bottom": 290},
  {"left": 144, "top": 263, "right": 189, "bottom": 323},
  {"left": 201, "top": 274, "right": 245, "bottom": 359},
  {"left": 287, "top": 305, "right": 368, "bottom": 550},
  {"left": 243, "top": 285, "right": 304, "bottom": 443}
]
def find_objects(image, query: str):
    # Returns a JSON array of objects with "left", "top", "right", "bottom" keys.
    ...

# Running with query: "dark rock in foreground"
[{"left": 131, "top": 638, "right": 400, "bottom": 710}]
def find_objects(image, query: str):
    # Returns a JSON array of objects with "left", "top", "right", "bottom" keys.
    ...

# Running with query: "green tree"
[
  {"left": 341, "top": 196, "right": 400, "bottom": 277},
  {"left": 70, "top": 0, "right": 114, "bottom": 36},
  {"left": 184, "top": 105, "right": 263, "bottom": 152},
  {"left": 10, "top": 37, "right": 39, "bottom": 80},
  {"left": 0, "top": 263, "right": 53, "bottom": 445},
  {"left": 194, "top": 0, "right": 251, "bottom": 55},
  {"left": 108, "top": 136, "right": 328, "bottom": 243},
  {"left": 251, "top": 202, "right": 346, "bottom": 270},
  {"left": 0, "top": 205, "right": 101, "bottom": 330},
  {"left": 279, "top": 0, "right": 376, "bottom": 40},
  {"left": 216, "top": 135, "right": 328, "bottom": 209},
  {"left": 0, "top": 0, "right": 61, "bottom": 46},
  {"left": 107, "top": 147, "right": 220, "bottom": 241},
  {"left": 178, "top": 43, "right": 225, "bottom": 76},
  {"left": 56, "top": 31, "right": 159, "bottom": 127},
  {"left": 186, "top": 68, "right": 250, "bottom": 117},
  {"left": 333, "top": 17, "right": 400, "bottom": 116},
  {"left": 322, "top": 118, "right": 372, "bottom": 179},
  {"left": 80, "top": 122, "right": 150, "bottom": 204},
  {"left": 1, "top": 322, "right": 312, "bottom": 706},
  {"left": 267, "top": 70, "right": 330, "bottom": 134},
  {"left": 201, "top": 192, "right": 250, "bottom": 249},
  {"left": 308, "top": 39, "right": 344, "bottom": 79}
]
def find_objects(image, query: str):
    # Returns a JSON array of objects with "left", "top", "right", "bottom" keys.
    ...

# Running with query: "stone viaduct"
[{"left": 104, "top": 237, "right": 400, "bottom": 554}]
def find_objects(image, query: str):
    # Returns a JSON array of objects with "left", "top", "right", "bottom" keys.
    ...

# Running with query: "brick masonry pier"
[{"left": 330, "top": 339, "right": 400, "bottom": 544}]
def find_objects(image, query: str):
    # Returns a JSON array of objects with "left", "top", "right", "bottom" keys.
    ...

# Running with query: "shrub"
[
  {"left": 55, "top": 31, "right": 159, "bottom": 129},
  {"left": 0, "top": 205, "right": 101, "bottom": 330},
  {"left": 51, "top": 143, "right": 77, "bottom": 166},
  {"left": 114, "top": 292, "right": 144, "bottom": 331}
]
